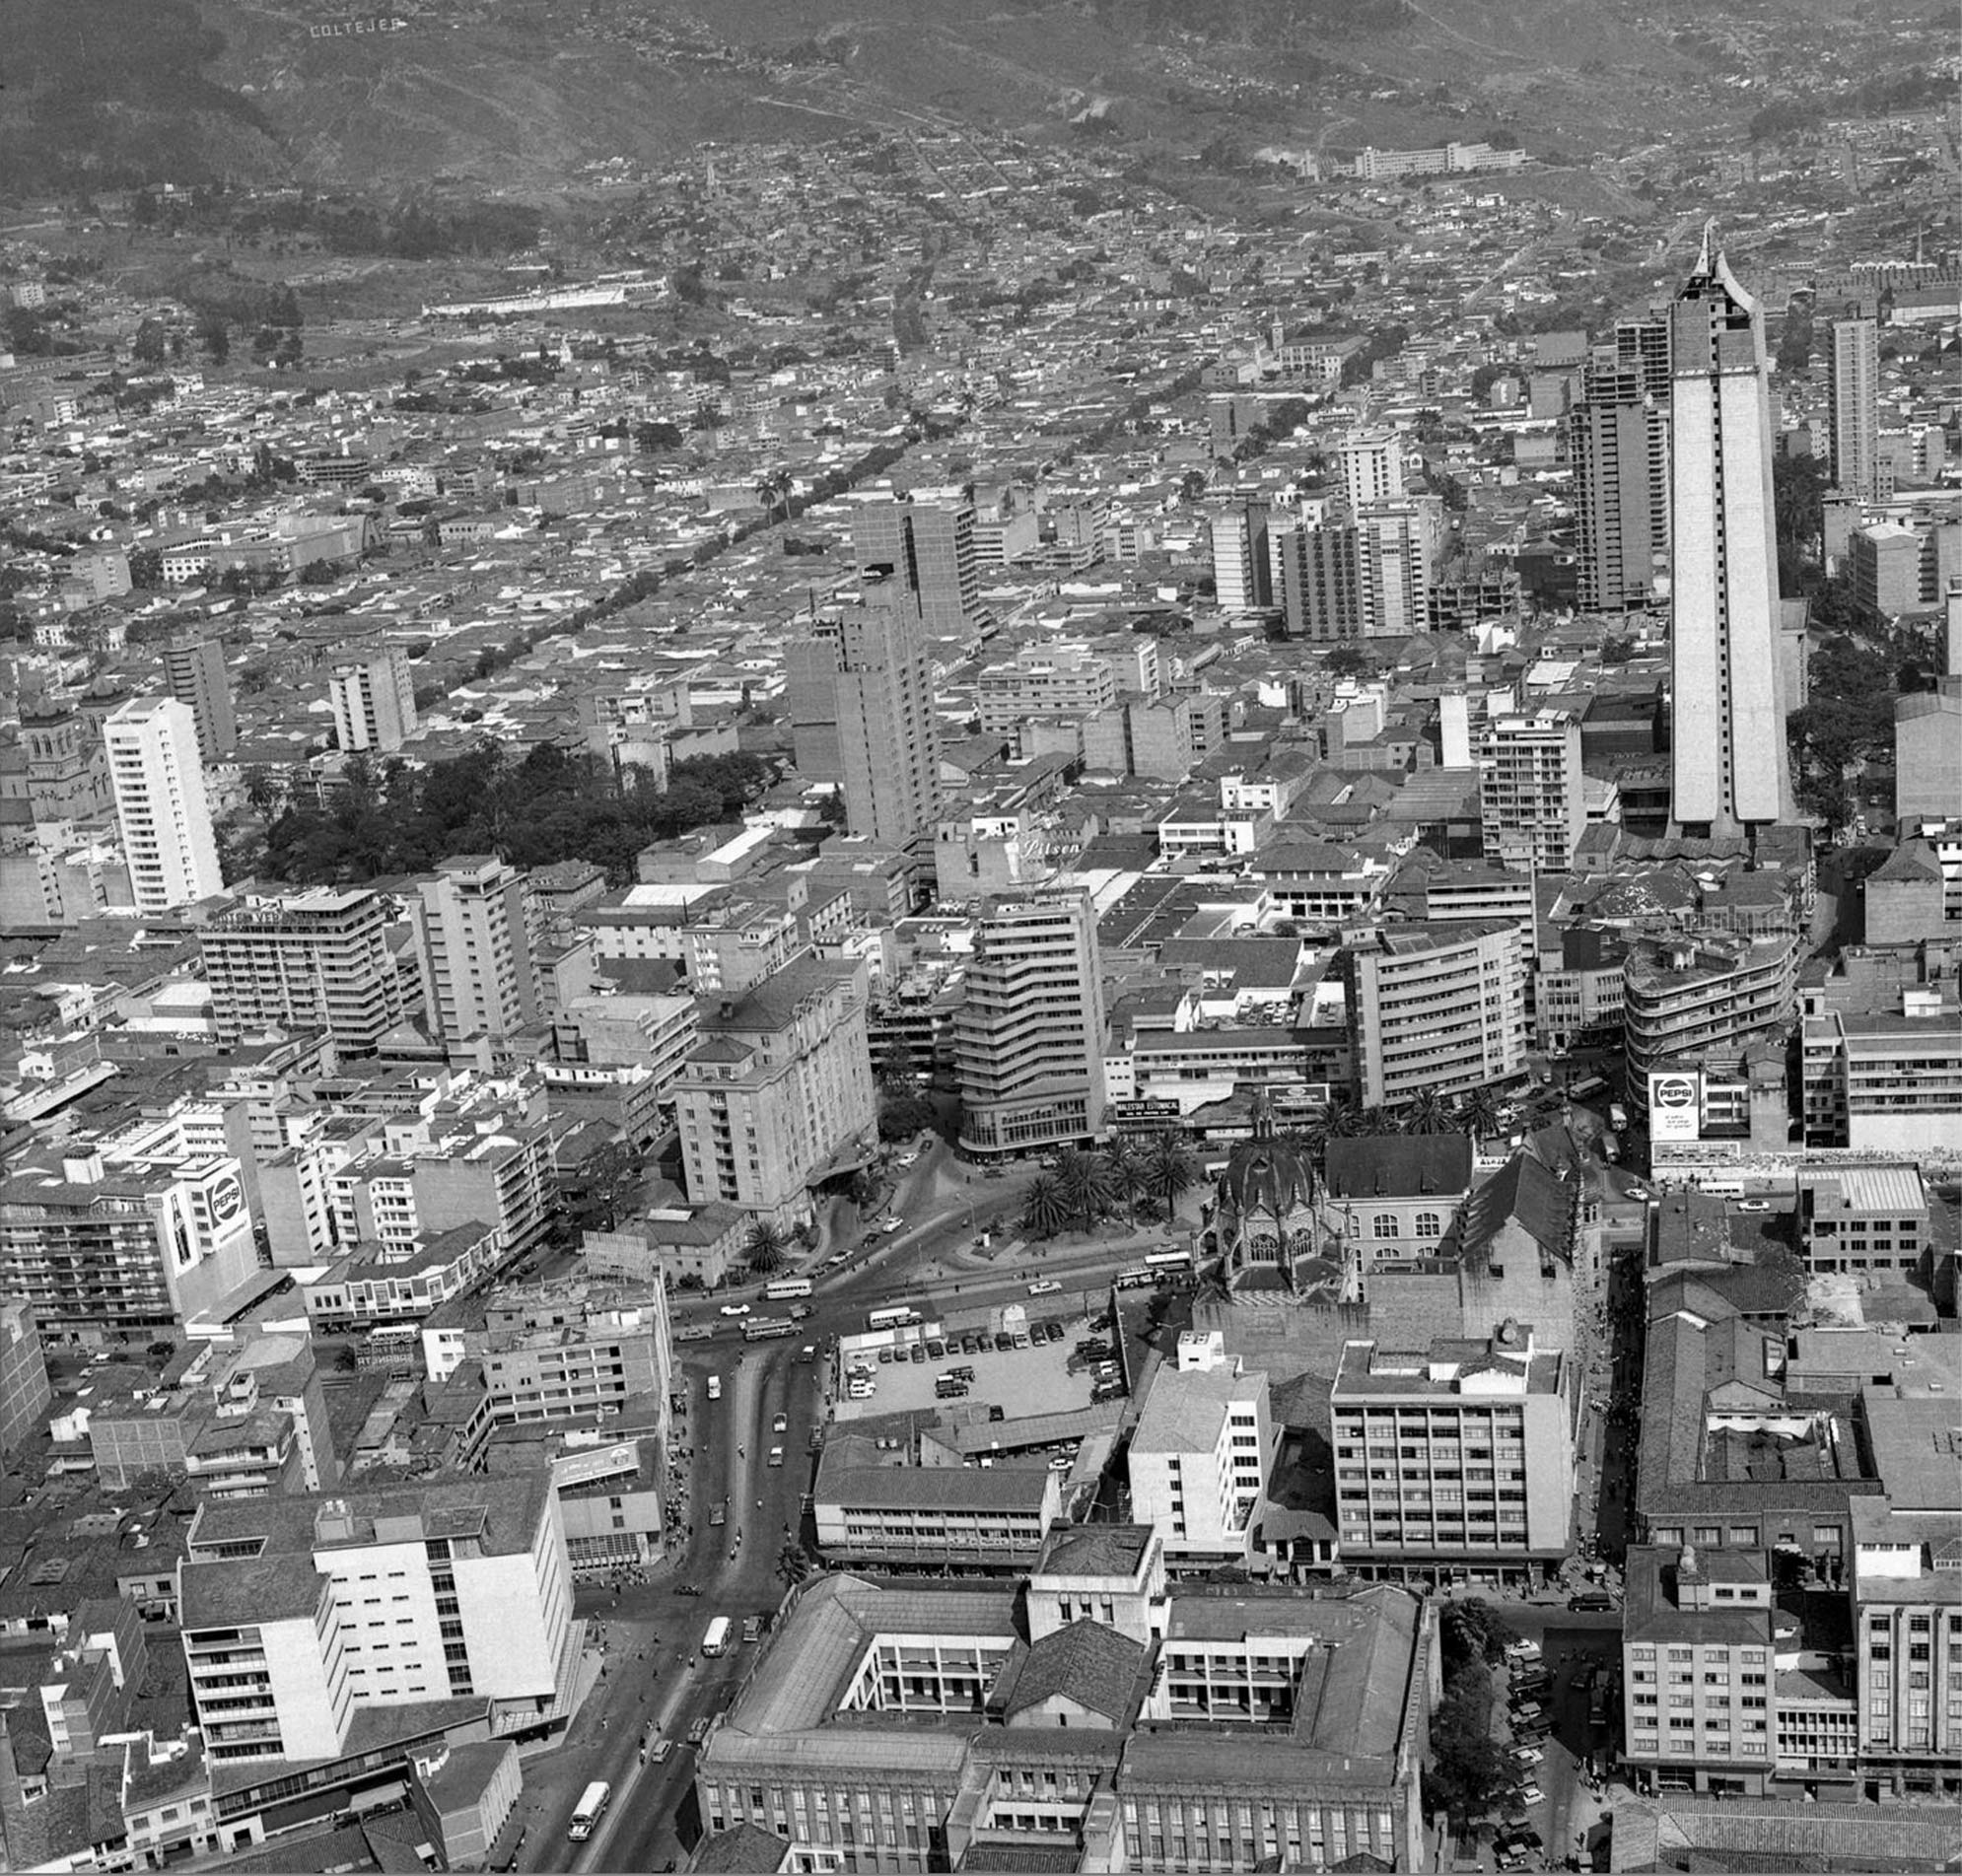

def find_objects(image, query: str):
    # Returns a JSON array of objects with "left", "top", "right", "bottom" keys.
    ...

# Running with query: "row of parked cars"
[{"left": 1493, "top": 1635, "right": 1550, "bottom": 1869}]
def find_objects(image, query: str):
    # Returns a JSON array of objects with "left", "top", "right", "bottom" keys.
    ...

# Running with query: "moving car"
[
  {"left": 719, "top": 1303, "right": 751, "bottom": 1317},
  {"left": 772, "top": 1413, "right": 789, "bottom": 1434},
  {"left": 767, "top": 1445, "right": 784, "bottom": 1467}
]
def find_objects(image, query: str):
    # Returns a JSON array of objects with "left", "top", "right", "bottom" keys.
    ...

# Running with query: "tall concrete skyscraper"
[
  {"left": 787, "top": 579, "right": 942, "bottom": 850},
  {"left": 1827, "top": 316, "right": 1880, "bottom": 502},
  {"left": 104, "top": 697, "right": 224, "bottom": 913},
  {"left": 1338, "top": 430, "right": 1405, "bottom": 508},
  {"left": 1208, "top": 501, "right": 1273, "bottom": 612},
  {"left": 1570, "top": 320, "right": 1671, "bottom": 614},
  {"left": 408, "top": 855, "right": 540, "bottom": 1050},
  {"left": 953, "top": 888, "right": 1106, "bottom": 1155},
  {"left": 161, "top": 633, "right": 238, "bottom": 762},
  {"left": 850, "top": 497, "right": 982, "bottom": 640},
  {"left": 329, "top": 646, "right": 418, "bottom": 753},
  {"left": 1668, "top": 232, "right": 1792, "bottom": 838}
]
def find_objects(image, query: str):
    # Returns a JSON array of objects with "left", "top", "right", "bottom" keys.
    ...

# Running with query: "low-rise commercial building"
[{"left": 811, "top": 1434, "right": 1064, "bottom": 1572}]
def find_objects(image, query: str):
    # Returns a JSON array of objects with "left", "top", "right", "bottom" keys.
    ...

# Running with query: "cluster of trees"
[
  {"left": 253, "top": 743, "right": 775, "bottom": 888},
  {"left": 1787, "top": 626, "right": 1911, "bottom": 832},
  {"left": 1019, "top": 1139, "right": 1202, "bottom": 1238},
  {"left": 1425, "top": 1600, "right": 1524, "bottom": 1827}
]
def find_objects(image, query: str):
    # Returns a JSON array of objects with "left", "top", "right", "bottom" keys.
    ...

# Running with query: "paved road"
[{"left": 506, "top": 1152, "right": 1199, "bottom": 1868}]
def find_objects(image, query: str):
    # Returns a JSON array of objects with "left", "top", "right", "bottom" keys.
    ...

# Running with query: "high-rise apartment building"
[
  {"left": 199, "top": 887, "right": 413, "bottom": 1052},
  {"left": 1208, "top": 502, "right": 1274, "bottom": 612},
  {"left": 1274, "top": 520, "right": 1362, "bottom": 640},
  {"left": 0, "top": 1149, "right": 261, "bottom": 1340},
  {"left": 0, "top": 1301, "right": 53, "bottom": 1457},
  {"left": 1273, "top": 503, "right": 1442, "bottom": 642},
  {"left": 787, "top": 581, "right": 943, "bottom": 849},
  {"left": 407, "top": 856, "right": 540, "bottom": 1050},
  {"left": 177, "top": 1477, "right": 577, "bottom": 1768},
  {"left": 1570, "top": 324, "right": 1671, "bottom": 613},
  {"left": 162, "top": 633, "right": 239, "bottom": 763},
  {"left": 953, "top": 888, "right": 1107, "bottom": 1155},
  {"left": 1668, "top": 233, "right": 1792, "bottom": 837},
  {"left": 1338, "top": 430, "right": 1406, "bottom": 508},
  {"left": 850, "top": 496, "right": 982, "bottom": 639},
  {"left": 1827, "top": 316, "right": 1880, "bottom": 503},
  {"left": 1344, "top": 921, "right": 1527, "bottom": 1109},
  {"left": 671, "top": 955, "right": 877, "bottom": 1226},
  {"left": 329, "top": 646, "right": 419, "bottom": 753},
  {"left": 1479, "top": 709, "right": 1588, "bottom": 874},
  {"left": 104, "top": 697, "right": 224, "bottom": 913}
]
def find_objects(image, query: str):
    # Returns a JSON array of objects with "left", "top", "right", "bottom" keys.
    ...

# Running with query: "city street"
[{"left": 504, "top": 1149, "right": 1198, "bottom": 1867}]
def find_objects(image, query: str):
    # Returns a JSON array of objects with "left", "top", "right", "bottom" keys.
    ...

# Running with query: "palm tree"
[
  {"left": 745, "top": 1219, "right": 789, "bottom": 1276},
  {"left": 1142, "top": 1135, "right": 1200, "bottom": 1217},
  {"left": 1021, "top": 1173, "right": 1071, "bottom": 1240},
  {"left": 1401, "top": 1088, "right": 1453, "bottom": 1136},
  {"left": 1106, "top": 1137, "right": 1151, "bottom": 1222},
  {"left": 1053, "top": 1148, "right": 1115, "bottom": 1232},
  {"left": 777, "top": 1542, "right": 813, "bottom": 1588},
  {"left": 1459, "top": 1085, "right": 1503, "bottom": 1140},
  {"left": 754, "top": 467, "right": 795, "bottom": 522}
]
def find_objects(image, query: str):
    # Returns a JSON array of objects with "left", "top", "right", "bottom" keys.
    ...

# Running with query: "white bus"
[
  {"left": 764, "top": 1277, "right": 813, "bottom": 1300},
  {"left": 568, "top": 1780, "right": 610, "bottom": 1841},
  {"left": 867, "top": 1304, "right": 922, "bottom": 1332},
  {"left": 703, "top": 1615, "right": 733, "bottom": 1656}
]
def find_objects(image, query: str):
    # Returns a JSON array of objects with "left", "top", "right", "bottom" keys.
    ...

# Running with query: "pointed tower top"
[{"left": 1696, "top": 218, "right": 1717, "bottom": 275}]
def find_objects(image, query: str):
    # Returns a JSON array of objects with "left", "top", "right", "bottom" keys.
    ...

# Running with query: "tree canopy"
[{"left": 255, "top": 743, "right": 774, "bottom": 886}]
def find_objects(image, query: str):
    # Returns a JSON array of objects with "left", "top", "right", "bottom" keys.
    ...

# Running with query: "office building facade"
[
  {"left": 1667, "top": 235, "right": 1791, "bottom": 836},
  {"left": 177, "top": 1479, "right": 577, "bottom": 1769},
  {"left": 1209, "top": 502, "right": 1274, "bottom": 612},
  {"left": 1343, "top": 921, "right": 1527, "bottom": 1110},
  {"left": 1330, "top": 1325, "right": 1575, "bottom": 1587},
  {"left": 199, "top": 887, "right": 413, "bottom": 1052},
  {"left": 789, "top": 583, "right": 943, "bottom": 849},
  {"left": 1479, "top": 709, "right": 1588, "bottom": 874},
  {"left": 671, "top": 955, "right": 877, "bottom": 1226},
  {"left": 104, "top": 697, "right": 224, "bottom": 913},
  {"left": 329, "top": 646, "right": 419, "bottom": 753},
  {"left": 162, "top": 633, "right": 239, "bottom": 762},
  {"left": 850, "top": 497, "right": 982, "bottom": 639},
  {"left": 408, "top": 855, "right": 540, "bottom": 1050},
  {"left": 954, "top": 889, "right": 1107, "bottom": 1156},
  {"left": 1827, "top": 316, "right": 1880, "bottom": 502},
  {"left": 1570, "top": 329, "right": 1671, "bottom": 613}
]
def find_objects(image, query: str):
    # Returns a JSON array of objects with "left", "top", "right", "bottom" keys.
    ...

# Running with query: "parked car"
[
  {"left": 1517, "top": 1782, "right": 1546, "bottom": 1806},
  {"left": 1043, "top": 1321, "right": 1065, "bottom": 1342}
]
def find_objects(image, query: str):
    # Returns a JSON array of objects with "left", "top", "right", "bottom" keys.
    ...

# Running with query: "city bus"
[
  {"left": 1145, "top": 1248, "right": 1195, "bottom": 1276},
  {"left": 742, "top": 1316, "right": 799, "bottom": 1341},
  {"left": 568, "top": 1780, "right": 610, "bottom": 1841},
  {"left": 867, "top": 1304, "right": 922, "bottom": 1332},
  {"left": 702, "top": 1615, "right": 733, "bottom": 1656},
  {"left": 764, "top": 1277, "right": 813, "bottom": 1301},
  {"left": 1114, "top": 1268, "right": 1155, "bottom": 1290}
]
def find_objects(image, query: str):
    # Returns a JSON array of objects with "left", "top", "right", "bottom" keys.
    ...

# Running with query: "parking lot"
[{"left": 833, "top": 1311, "right": 1116, "bottom": 1421}]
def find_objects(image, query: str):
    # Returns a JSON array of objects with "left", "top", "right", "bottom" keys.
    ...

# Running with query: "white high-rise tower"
[
  {"left": 105, "top": 697, "right": 224, "bottom": 912},
  {"left": 1667, "top": 228, "right": 1792, "bottom": 838}
]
